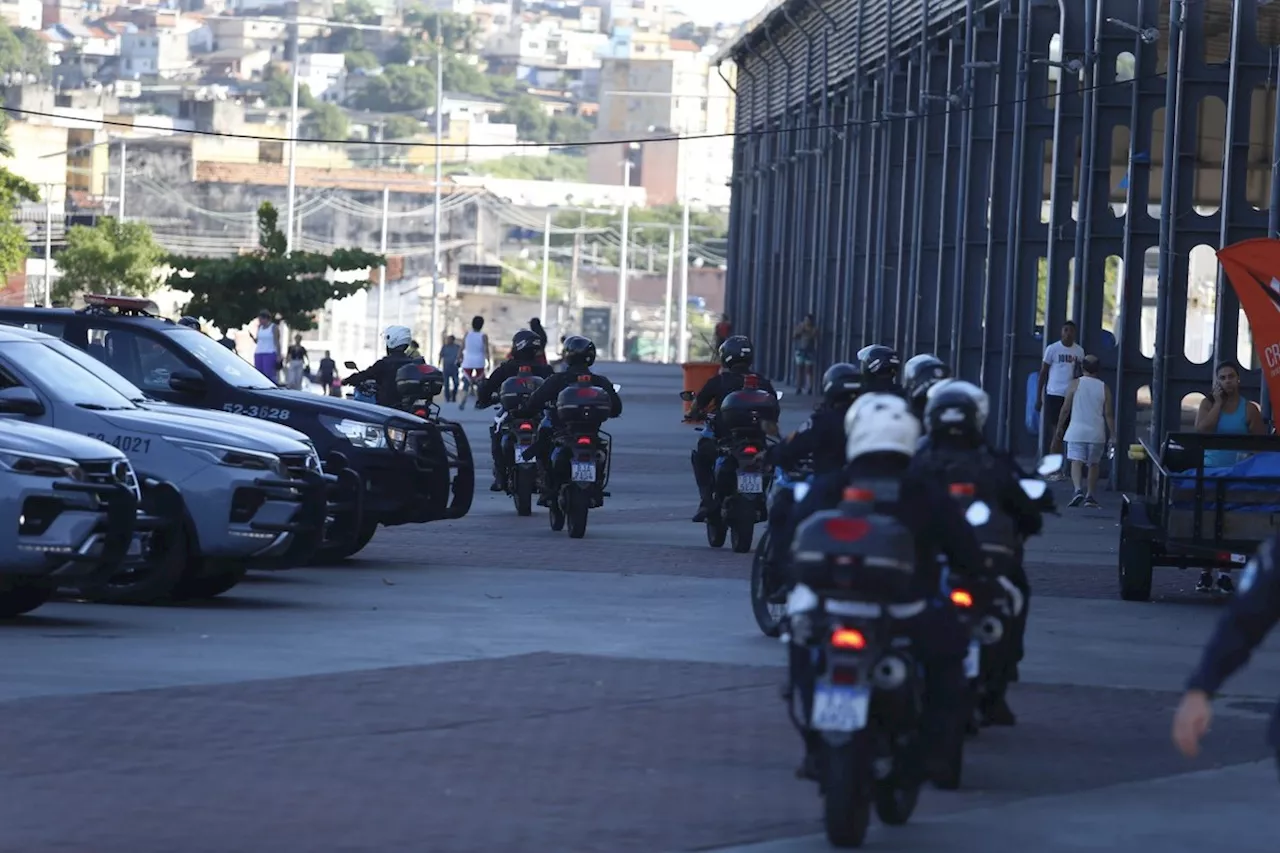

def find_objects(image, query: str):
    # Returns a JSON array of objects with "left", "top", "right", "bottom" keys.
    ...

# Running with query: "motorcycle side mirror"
[
  {"left": 793, "top": 482, "right": 810, "bottom": 502},
  {"left": 344, "top": 361, "right": 358, "bottom": 370},
  {"left": 1037, "top": 454, "right": 1064, "bottom": 476},
  {"left": 679, "top": 390, "right": 695, "bottom": 401},
  {"left": 965, "top": 501, "right": 992, "bottom": 527},
  {"left": 613, "top": 384, "right": 622, "bottom": 393},
  {"left": 776, "top": 391, "right": 785, "bottom": 401},
  {"left": 1019, "top": 479, "right": 1048, "bottom": 500}
]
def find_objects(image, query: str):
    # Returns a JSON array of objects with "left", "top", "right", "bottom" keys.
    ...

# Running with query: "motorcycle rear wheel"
[
  {"left": 566, "top": 487, "right": 590, "bottom": 539},
  {"left": 730, "top": 505, "right": 755, "bottom": 553},
  {"left": 822, "top": 740, "right": 873, "bottom": 848},
  {"left": 548, "top": 489, "right": 566, "bottom": 531},
  {"left": 513, "top": 465, "right": 535, "bottom": 517},
  {"left": 705, "top": 516, "right": 727, "bottom": 548}
]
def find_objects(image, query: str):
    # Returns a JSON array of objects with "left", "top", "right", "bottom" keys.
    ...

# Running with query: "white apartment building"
[
  {"left": 206, "top": 15, "right": 286, "bottom": 52},
  {"left": 120, "top": 28, "right": 192, "bottom": 77},
  {"left": 297, "top": 52, "right": 346, "bottom": 102},
  {"left": 0, "top": 0, "right": 41, "bottom": 31},
  {"left": 483, "top": 18, "right": 560, "bottom": 66}
]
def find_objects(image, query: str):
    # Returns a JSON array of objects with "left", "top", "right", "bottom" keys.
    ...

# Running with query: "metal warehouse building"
[{"left": 716, "top": 0, "right": 1280, "bottom": 484}]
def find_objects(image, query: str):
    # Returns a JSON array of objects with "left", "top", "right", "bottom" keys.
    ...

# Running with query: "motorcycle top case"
[
  {"left": 791, "top": 480, "right": 918, "bottom": 602},
  {"left": 717, "top": 388, "right": 779, "bottom": 434},
  {"left": 500, "top": 373, "right": 545, "bottom": 412},
  {"left": 556, "top": 379, "right": 613, "bottom": 425},
  {"left": 396, "top": 361, "right": 445, "bottom": 402}
]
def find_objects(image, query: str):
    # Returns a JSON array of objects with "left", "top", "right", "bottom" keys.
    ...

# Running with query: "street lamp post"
[
  {"left": 540, "top": 207, "right": 552, "bottom": 323},
  {"left": 615, "top": 154, "right": 633, "bottom": 361},
  {"left": 429, "top": 34, "right": 444, "bottom": 353}
]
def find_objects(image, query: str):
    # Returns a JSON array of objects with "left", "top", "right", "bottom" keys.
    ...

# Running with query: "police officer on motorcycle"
[
  {"left": 515, "top": 336, "right": 622, "bottom": 505},
  {"left": 478, "top": 330, "right": 555, "bottom": 492},
  {"left": 912, "top": 381, "right": 1045, "bottom": 726},
  {"left": 787, "top": 393, "right": 990, "bottom": 784},
  {"left": 767, "top": 362, "right": 861, "bottom": 476},
  {"left": 903, "top": 353, "right": 951, "bottom": 420},
  {"left": 342, "top": 325, "right": 418, "bottom": 407},
  {"left": 686, "top": 335, "right": 779, "bottom": 522},
  {"left": 1174, "top": 533, "right": 1280, "bottom": 774},
  {"left": 856, "top": 344, "right": 904, "bottom": 395}
]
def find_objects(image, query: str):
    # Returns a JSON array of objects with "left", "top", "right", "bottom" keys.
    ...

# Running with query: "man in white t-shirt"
[{"left": 1037, "top": 320, "right": 1085, "bottom": 475}]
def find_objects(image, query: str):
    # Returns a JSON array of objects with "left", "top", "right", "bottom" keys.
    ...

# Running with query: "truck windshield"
[
  {"left": 45, "top": 339, "right": 148, "bottom": 402},
  {"left": 166, "top": 329, "right": 276, "bottom": 390},
  {"left": 7, "top": 341, "right": 139, "bottom": 410}
]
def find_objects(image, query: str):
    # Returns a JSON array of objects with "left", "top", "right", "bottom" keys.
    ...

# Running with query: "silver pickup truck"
[
  {"left": 0, "top": 420, "right": 150, "bottom": 616},
  {"left": 0, "top": 326, "right": 326, "bottom": 603}
]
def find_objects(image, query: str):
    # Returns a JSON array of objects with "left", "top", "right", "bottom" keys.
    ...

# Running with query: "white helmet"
[
  {"left": 927, "top": 379, "right": 989, "bottom": 430},
  {"left": 384, "top": 325, "right": 412, "bottom": 350},
  {"left": 844, "top": 393, "right": 921, "bottom": 462}
]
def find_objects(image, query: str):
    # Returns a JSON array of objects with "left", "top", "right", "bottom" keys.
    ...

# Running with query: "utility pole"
[
  {"left": 474, "top": 197, "right": 482, "bottom": 263},
  {"left": 43, "top": 183, "right": 52, "bottom": 307},
  {"left": 117, "top": 138, "right": 126, "bottom": 221},
  {"left": 678, "top": 138, "right": 691, "bottom": 364},
  {"left": 569, "top": 213, "right": 582, "bottom": 322},
  {"left": 377, "top": 186, "right": 389, "bottom": 341},
  {"left": 663, "top": 227, "right": 674, "bottom": 364},
  {"left": 540, "top": 207, "right": 551, "bottom": 323},
  {"left": 615, "top": 157, "right": 632, "bottom": 361},
  {"left": 429, "top": 33, "right": 443, "bottom": 351},
  {"left": 284, "top": 19, "right": 300, "bottom": 254}
]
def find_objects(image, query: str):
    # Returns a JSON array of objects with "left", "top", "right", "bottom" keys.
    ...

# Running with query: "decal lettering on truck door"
[
  {"left": 87, "top": 433, "right": 152, "bottom": 453},
  {"left": 222, "top": 403, "right": 291, "bottom": 421}
]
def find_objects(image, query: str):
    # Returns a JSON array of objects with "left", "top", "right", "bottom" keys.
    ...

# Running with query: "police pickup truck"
[
  {"left": 0, "top": 296, "right": 474, "bottom": 559},
  {"left": 0, "top": 325, "right": 325, "bottom": 603},
  {"left": 0, "top": 420, "right": 149, "bottom": 616}
]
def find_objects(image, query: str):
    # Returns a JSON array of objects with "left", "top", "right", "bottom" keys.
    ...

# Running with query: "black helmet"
[
  {"left": 178, "top": 316, "right": 201, "bottom": 331},
  {"left": 718, "top": 335, "right": 754, "bottom": 371},
  {"left": 923, "top": 384, "right": 982, "bottom": 446},
  {"left": 903, "top": 353, "right": 950, "bottom": 408},
  {"left": 511, "top": 329, "right": 543, "bottom": 361},
  {"left": 561, "top": 335, "right": 596, "bottom": 369},
  {"left": 857, "top": 345, "right": 901, "bottom": 391},
  {"left": 821, "top": 362, "right": 862, "bottom": 408}
]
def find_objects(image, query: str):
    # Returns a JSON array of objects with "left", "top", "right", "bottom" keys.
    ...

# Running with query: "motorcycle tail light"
[
  {"left": 576, "top": 436, "right": 592, "bottom": 446},
  {"left": 950, "top": 589, "right": 974, "bottom": 608},
  {"left": 831, "top": 627, "right": 866, "bottom": 650},
  {"left": 823, "top": 517, "right": 870, "bottom": 542},
  {"left": 518, "top": 422, "right": 533, "bottom": 431},
  {"left": 742, "top": 445, "right": 758, "bottom": 455},
  {"left": 949, "top": 482, "right": 976, "bottom": 497},
  {"left": 414, "top": 409, "right": 427, "bottom": 417},
  {"left": 830, "top": 666, "right": 858, "bottom": 685}
]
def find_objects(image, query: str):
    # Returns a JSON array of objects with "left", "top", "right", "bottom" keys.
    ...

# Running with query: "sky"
[{"left": 675, "top": 0, "right": 772, "bottom": 27}]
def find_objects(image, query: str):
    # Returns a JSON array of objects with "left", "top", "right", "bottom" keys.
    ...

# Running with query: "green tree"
[
  {"left": 335, "top": 0, "right": 379, "bottom": 24},
  {"left": 302, "top": 102, "right": 349, "bottom": 140},
  {"left": 52, "top": 217, "right": 166, "bottom": 303},
  {"left": 1034, "top": 255, "right": 1119, "bottom": 330},
  {"left": 0, "top": 165, "right": 38, "bottom": 277},
  {"left": 352, "top": 64, "right": 435, "bottom": 112},
  {"left": 494, "top": 93, "right": 550, "bottom": 142},
  {"left": 500, "top": 260, "right": 564, "bottom": 302},
  {"left": 553, "top": 205, "right": 729, "bottom": 268},
  {"left": 0, "top": 23, "right": 49, "bottom": 78},
  {"left": 344, "top": 48, "right": 379, "bottom": 71},
  {"left": 383, "top": 114, "right": 423, "bottom": 139},
  {"left": 548, "top": 113, "right": 593, "bottom": 145},
  {"left": 262, "top": 63, "right": 315, "bottom": 109},
  {"left": 401, "top": 9, "right": 478, "bottom": 50},
  {"left": 167, "top": 203, "right": 383, "bottom": 332}
]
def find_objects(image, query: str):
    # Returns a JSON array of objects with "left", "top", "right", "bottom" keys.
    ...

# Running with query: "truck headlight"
[
  {"left": 169, "top": 438, "right": 287, "bottom": 477},
  {"left": 386, "top": 425, "right": 408, "bottom": 451},
  {"left": 320, "top": 416, "right": 387, "bottom": 449},
  {"left": 0, "top": 450, "right": 84, "bottom": 480}
]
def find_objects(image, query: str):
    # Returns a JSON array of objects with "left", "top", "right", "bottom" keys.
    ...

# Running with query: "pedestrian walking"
[
  {"left": 459, "top": 316, "right": 490, "bottom": 410},
  {"left": 316, "top": 350, "right": 339, "bottom": 397},
  {"left": 250, "top": 310, "right": 281, "bottom": 384},
  {"left": 285, "top": 335, "right": 308, "bottom": 390},
  {"left": 1037, "top": 320, "right": 1084, "bottom": 480},
  {"left": 1051, "top": 354, "right": 1114, "bottom": 508},
  {"left": 439, "top": 334, "right": 461, "bottom": 402}
]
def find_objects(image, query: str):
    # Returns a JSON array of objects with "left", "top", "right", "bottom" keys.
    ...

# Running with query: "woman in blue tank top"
[{"left": 1194, "top": 361, "right": 1266, "bottom": 468}]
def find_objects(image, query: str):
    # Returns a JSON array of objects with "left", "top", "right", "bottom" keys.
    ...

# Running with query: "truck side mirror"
[
  {"left": 0, "top": 386, "right": 45, "bottom": 416},
  {"left": 168, "top": 368, "right": 207, "bottom": 396}
]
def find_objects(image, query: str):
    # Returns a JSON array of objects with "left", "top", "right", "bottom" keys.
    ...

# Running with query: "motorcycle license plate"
[
  {"left": 571, "top": 461, "right": 596, "bottom": 482},
  {"left": 964, "top": 640, "right": 981, "bottom": 679},
  {"left": 811, "top": 684, "right": 870, "bottom": 733},
  {"left": 738, "top": 472, "right": 763, "bottom": 494}
]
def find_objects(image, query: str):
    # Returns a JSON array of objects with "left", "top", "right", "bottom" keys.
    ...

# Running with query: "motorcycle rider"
[
  {"left": 767, "top": 362, "right": 862, "bottom": 476},
  {"left": 787, "top": 393, "right": 989, "bottom": 783},
  {"left": 686, "top": 335, "right": 779, "bottom": 522},
  {"left": 903, "top": 353, "right": 951, "bottom": 420},
  {"left": 478, "top": 330, "right": 555, "bottom": 492},
  {"left": 912, "top": 381, "right": 1045, "bottom": 726},
  {"left": 342, "top": 325, "right": 418, "bottom": 407},
  {"left": 515, "top": 335, "right": 622, "bottom": 505},
  {"left": 856, "top": 344, "right": 905, "bottom": 395}
]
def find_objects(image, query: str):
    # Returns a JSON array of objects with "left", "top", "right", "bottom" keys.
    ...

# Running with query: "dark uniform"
[
  {"left": 342, "top": 348, "right": 416, "bottom": 408},
  {"left": 478, "top": 332, "right": 556, "bottom": 491},
  {"left": 1185, "top": 534, "right": 1280, "bottom": 766}
]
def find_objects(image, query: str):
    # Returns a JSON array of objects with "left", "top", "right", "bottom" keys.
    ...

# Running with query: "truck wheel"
[
  {"left": 1118, "top": 527, "right": 1154, "bottom": 602},
  {"left": 0, "top": 579, "right": 56, "bottom": 617},
  {"left": 174, "top": 565, "right": 248, "bottom": 600},
  {"left": 78, "top": 520, "right": 189, "bottom": 605}
]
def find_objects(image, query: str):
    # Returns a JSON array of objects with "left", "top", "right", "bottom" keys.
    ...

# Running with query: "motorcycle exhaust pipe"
[
  {"left": 977, "top": 615, "right": 1004, "bottom": 645},
  {"left": 871, "top": 654, "right": 909, "bottom": 690}
]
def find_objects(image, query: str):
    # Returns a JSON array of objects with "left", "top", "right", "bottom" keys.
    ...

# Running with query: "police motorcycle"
[
  {"left": 680, "top": 376, "right": 779, "bottom": 552},
  {"left": 546, "top": 374, "right": 615, "bottom": 538},
  {"left": 782, "top": 484, "right": 994, "bottom": 848},
  {"left": 490, "top": 365, "right": 546, "bottom": 516},
  {"left": 751, "top": 464, "right": 813, "bottom": 638},
  {"left": 394, "top": 361, "right": 446, "bottom": 421},
  {"left": 342, "top": 360, "right": 379, "bottom": 404},
  {"left": 940, "top": 455, "right": 1059, "bottom": 734}
]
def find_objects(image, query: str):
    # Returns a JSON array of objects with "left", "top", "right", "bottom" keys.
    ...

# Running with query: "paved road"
[{"left": 2, "top": 362, "right": 1278, "bottom": 852}]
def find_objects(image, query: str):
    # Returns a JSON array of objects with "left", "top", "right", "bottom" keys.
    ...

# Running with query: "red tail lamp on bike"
[
  {"left": 831, "top": 627, "right": 867, "bottom": 650},
  {"left": 842, "top": 487, "right": 874, "bottom": 502},
  {"left": 949, "top": 482, "right": 976, "bottom": 497},
  {"left": 518, "top": 422, "right": 534, "bottom": 431},
  {"left": 823, "top": 517, "right": 870, "bottom": 541},
  {"left": 576, "top": 436, "right": 593, "bottom": 446},
  {"left": 414, "top": 409, "right": 427, "bottom": 418},
  {"left": 742, "top": 445, "right": 759, "bottom": 455},
  {"left": 950, "top": 589, "right": 974, "bottom": 608}
]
